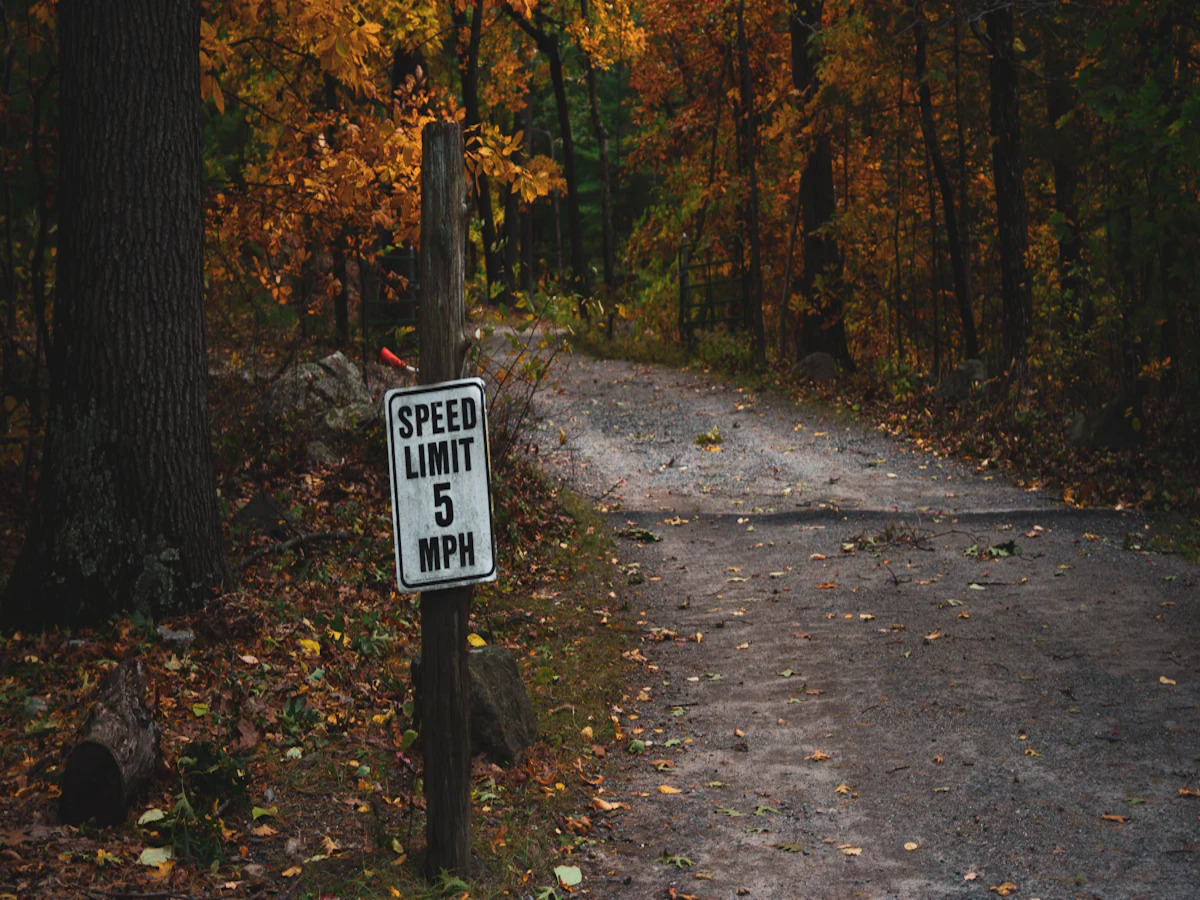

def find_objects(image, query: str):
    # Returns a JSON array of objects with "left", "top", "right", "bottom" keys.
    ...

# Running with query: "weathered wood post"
[{"left": 417, "top": 120, "right": 472, "bottom": 877}]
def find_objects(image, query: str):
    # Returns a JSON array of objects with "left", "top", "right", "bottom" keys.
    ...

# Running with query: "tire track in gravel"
[{"left": 530, "top": 351, "right": 1200, "bottom": 900}]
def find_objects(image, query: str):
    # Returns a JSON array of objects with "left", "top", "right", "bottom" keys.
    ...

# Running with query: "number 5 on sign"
[{"left": 384, "top": 377, "right": 497, "bottom": 591}]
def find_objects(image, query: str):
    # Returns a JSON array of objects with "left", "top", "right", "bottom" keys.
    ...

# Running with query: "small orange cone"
[{"left": 379, "top": 346, "right": 415, "bottom": 372}]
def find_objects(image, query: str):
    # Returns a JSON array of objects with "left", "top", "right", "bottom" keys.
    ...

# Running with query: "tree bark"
[
  {"left": 914, "top": 0, "right": 979, "bottom": 360},
  {"left": 60, "top": 658, "right": 160, "bottom": 826},
  {"left": 790, "top": 0, "right": 853, "bottom": 370},
  {"left": 982, "top": 5, "right": 1033, "bottom": 372},
  {"left": 2, "top": 0, "right": 227, "bottom": 630}
]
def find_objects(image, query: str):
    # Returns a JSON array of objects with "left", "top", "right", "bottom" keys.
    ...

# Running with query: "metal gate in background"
[{"left": 678, "top": 233, "right": 746, "bottom": 347}]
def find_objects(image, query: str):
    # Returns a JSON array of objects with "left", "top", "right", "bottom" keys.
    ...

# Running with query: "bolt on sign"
[{"left": 385, "top": 377, "right": 497, "bottom": 591}]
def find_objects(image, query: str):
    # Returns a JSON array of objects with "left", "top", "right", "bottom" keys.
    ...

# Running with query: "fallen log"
[{"left": 60, "top": 657, "right": 160, "bottom": 826}]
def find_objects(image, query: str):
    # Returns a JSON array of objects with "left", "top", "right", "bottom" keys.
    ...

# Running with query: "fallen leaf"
[
  {"left": 805, "top": 749, "right": 831, "bottom": 762},
  {"left": 281, "top": 865, "right": 302, "bottom": 878},
  {"left": 1179, "top": 787, "right": 1200, "bottom": 797},
  {"left": 924, "top": 630, "right": 942, "bottom": 641},
  {"left": 298, "top": 638, "right": 320, "bottom": 657},
  {"left": 989, "top": 883, "right": 1018, "bottom": 896},
  {"left": 834, "top": 783, "right": 851, "bottom": 795},
  {"left": 591, "top": 796, "right": 629, "bottom": 812},
  {"left": 859, "top": 613, "right": 876, "bottom": 621},
  {"left": 1101, "top": 814, "right": 1128, "bottom": 823},
  {"left": 964, "top": 872, "right": 978, "bottom": 881},
  {"left": 138, "top": 847, "right": 172, "bottom": 867},
  {"left": 1160, "top": 676, "right": 1177, "bottom": 685},
  {"left": 137, "top": 808, "right": 166, "bottom": 826},
  {"left": 251, "top": 824, "right": 277, "bottom": 837},
  {"left": 467, "top": 633, "right": 487, "bottom": 648},
  {"left": 817, "top": 582, "right": 838, "bottom": 589},
  {"left": 839, "top": 845, "right": 862, "bottom": 856},
  {"left": 658, "top": 784, "right": 682, "bottom": 794},
  {"left": 904, "top": 841, "right": 919, "bottom": 851},
  {"left": 775, "top": 842, "right": 804, "bottom": 852},
  {"left": 555, "top": 864, "right": 582, "bottom": 887}
]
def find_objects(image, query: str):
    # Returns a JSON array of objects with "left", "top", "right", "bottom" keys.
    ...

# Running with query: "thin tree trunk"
[
  {"left": 1042, "top": 19, "right": 1085, "bottom": 327},
  {"left": 737, "top": 0, "right": 765, "bottom": 355},
  {"left": 790, "top": 0, "right": 853, "bottom": 369},
  {"left": 580, "top": 0, "right": 616, "bottom": 296},
  {"left": 457, "top": 1, "right": 509, "bottom": 306},
  {"left": 914, "top": 0, "right": 978, "bottom": 360},
  {"left": 981, "top": 6, "right": 1032, "bottom": 372},
  {"left": 3, "top": 0, "right": 227, "bottom": 629}
]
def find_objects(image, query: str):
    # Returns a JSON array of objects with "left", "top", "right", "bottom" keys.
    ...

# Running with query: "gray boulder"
[
  {"left": 798, "top": 352, "right": 838, "bottom": 383},
  {"left": 937, "top": 359, "right": 987, "bottom": 402},
  {"left": 264, "top": 351, "right": 374, "bottom": 420},
  {"left": 412, "top": 645, "right": 538, "bottom": 765}
]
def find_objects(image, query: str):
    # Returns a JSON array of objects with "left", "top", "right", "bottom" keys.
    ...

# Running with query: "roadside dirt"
[{"left": 530, "top": 351, "right": 1200, "bottom": 899}]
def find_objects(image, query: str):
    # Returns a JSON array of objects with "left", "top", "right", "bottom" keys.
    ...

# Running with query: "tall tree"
[
  {"left": 456, "top": 0, "right": 511, "bottom": 306},
  {"left": 979, "top": 3, "right": 1032, "bottom": 372},
  {"left": 2, "top": 0, "right": 227, "bottom": 629},
  {"left": 914, "top": 0, "right": 979, "bottom": 360},
  {"left": 506, "top": 4, "right": 590, "bottom": 304},
  {"left": 790, "top": 0, "right": 853, "bottom": 369},
  {"left": 736, "top": 0, "right": 765, "bottom": 354}
]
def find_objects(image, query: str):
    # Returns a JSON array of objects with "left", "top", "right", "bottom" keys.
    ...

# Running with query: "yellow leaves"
[
  {"left": 1160, "top": 676, "right": 1177, "bottom": 685},
  {"left": 657, "top": 784, "right": 682, "bottom": 794},
  {"left": 838, "top": 844, "right": 862, "bottom": 856},
  {"left": 903, "top": 841, "right": 919, "bottom": 851},
  {"left": 834, "top": 783, "right": 852, "bottom": 795},
  {"left": 281, "top": 865, "right": 302, "bottom": 878},
  {"left": 1179, "top": 787, "right": 1200, "bottom": 797},
  {"left": 467, "top": 633, "right": 487, "bottom": 648},
  {"left": 1101, "top": 813, "right": 1129, "bottom": 824},
  {"left": 298, "top": 638, "right": 321, "bottom": 657},
  {"left": 805, "top": 749, "right": 831, "bottom": 762},
  {"left": 924, "top": 630, "right": 942, "bottom": 642},
  {"left": 989, "top": 883, "right": 1019, "bottom": 896}
]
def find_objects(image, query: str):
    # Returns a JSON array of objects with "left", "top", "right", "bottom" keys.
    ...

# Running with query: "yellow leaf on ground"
[
  {"left": 904, "top": 842, "right": 919, "bottom": 851},
  {"left": 805, "top": 749, "right": 832, "bottom": 762},
  {"left": 989, "top": 883, "right": 1018, "bottom": 896},
  {"left": 282, "top": 865, "right": 302, "bottom": 877},
  {"left": 835, "top": 783, "right": 851, "bottom": 795},
  {"left": 924, "top": 630, "right": 942, "bottom": 641},
  {"left": 658, "top": 784, "right": 682, "bottom": 794},
  {"left": 838, "top": 845, "right": 862, "bottom": 856},
  {"left": 1179, "top": 787, "right": 1200, "bottom": 797},
  {"left": 298, "top": 639, "right": 320, "bottom": 657},
  {"left": 1160, "top": 676, "right": 1177, "bottom": 685},
  {"left": 467, "top": 633, "right": 487, "bottom": 648},
  {"left": 1101, "top": 814, "right": 1128, "bottom": 823}
]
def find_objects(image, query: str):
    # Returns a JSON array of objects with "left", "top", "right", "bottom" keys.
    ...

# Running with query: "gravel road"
[{"left": 530, "top": 349, "right": 1200, "bottom": 900}]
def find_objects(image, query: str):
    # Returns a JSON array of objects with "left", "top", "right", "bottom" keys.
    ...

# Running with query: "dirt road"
[{"left": 531, "top": 351, "right": 1200, "bottom": 899}]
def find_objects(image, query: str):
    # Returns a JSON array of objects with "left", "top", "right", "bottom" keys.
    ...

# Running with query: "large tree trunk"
[
  {"left": 983, "top": 6, "right": 1033, "bottom": 372},
  {"left": 914, "top": 0, "right": 978, "bottom": 360},
  {"left": 790, "top": 0, "right": 853, "bottom": 370},
  {"left": 2, "top": 0, "right": 227, "bottom": 629}
]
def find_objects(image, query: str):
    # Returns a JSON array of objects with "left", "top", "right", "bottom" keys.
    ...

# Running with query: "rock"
[
  {"left": 305, "top": 440, "right": 339, "bottom": 469},
  {"left": 1067, "top": 398, "right": 1142, "bottom": 451},
  {"left": 323, "top": 400, "right": 376, "bottom": 433},
  {"left": 936, "top": 359, "right": 987, "bottom": 402},
  {"left": 264, "top": 351, "right": 373, "bottom": 418},
  {"left": 412, "top": 646, "right": 538, "bottom": 765},
  {"left": 798, "top": 352, "right": 838, "bottom": 383},
  {"left": 155, "top": 625, "right": 195, "bottom": 650},
  {"left": 232, "top": 492, "right": 296, "bottom": 540}
]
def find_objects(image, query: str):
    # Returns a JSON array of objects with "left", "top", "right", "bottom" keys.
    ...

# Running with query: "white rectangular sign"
[{"left": 385, "top": 377, "right": 497, "bottom": 591}]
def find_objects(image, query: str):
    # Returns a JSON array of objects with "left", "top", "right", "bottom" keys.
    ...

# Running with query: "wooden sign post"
[{"left": 414, "top": 121, "right": 472, "bottom": 878}]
